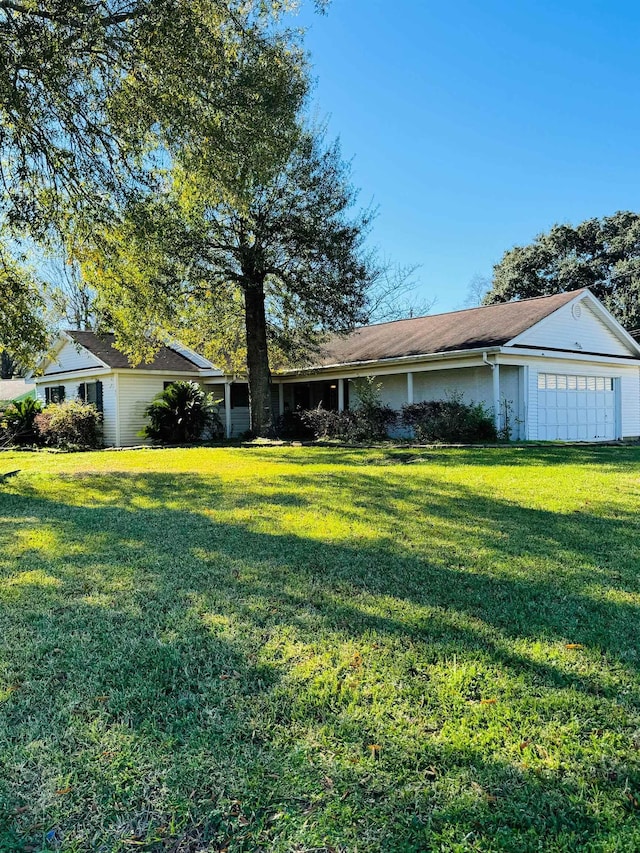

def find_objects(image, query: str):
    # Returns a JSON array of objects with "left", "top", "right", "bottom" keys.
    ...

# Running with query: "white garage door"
[{"left": 537, "top": 373, "right": 617, "bottom": 441}]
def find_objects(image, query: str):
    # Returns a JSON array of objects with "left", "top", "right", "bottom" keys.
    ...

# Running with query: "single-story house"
[{"left": 35, "top": 288, "right": 640, "bottom": 444}]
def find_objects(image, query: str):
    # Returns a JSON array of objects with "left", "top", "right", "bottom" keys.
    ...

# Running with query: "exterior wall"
[
  {"left": 515, "top": 302, "right": 634, "bottom": 357},
  {"left": 523, "top": 358, "right": 640, "bottom": 440},
  {"left": 43, "top": 339, "right": 104, "bottom": 374},
  {"left": 203, "top": 381, "right": 252, "bottom": 437},
  {"left": 344, "top": 366, "right": 523, "bottom": 438},
  {"left": 36, "top": 373, "right": 118, "bottom": 447},
  {"left": 116, "top": 372, "right": 202, "bottom": 446}
]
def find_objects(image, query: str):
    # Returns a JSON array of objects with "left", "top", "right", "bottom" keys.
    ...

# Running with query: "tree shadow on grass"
[
  {"left": 245, "top": 443, "right": 640, "bottom": 472},
  {"left": 1, "top": 468, "right": 640, "bottom": 850}
]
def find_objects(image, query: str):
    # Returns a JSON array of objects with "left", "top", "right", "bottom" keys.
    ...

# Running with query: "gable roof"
[
  {"left": 315, "top": 290, "right": 587, "bottom": 367},
  {"left": 65, "top": 331, "right": 203, "bottom": 373}
]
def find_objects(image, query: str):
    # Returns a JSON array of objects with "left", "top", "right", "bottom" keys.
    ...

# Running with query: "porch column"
[
  {"left": 278, "top": 383, "right": 285, "bottom": 416},
  {"left": 492, "top": 362, "right": 501, "bottom": 433},
  {"left": 224, "top": 381, "right": 232, "bottom": 438},
  {"left": 338, "top": 378, "right": 345, "bottom": 412},
  {"left": 407, "top": 371, "right": 414, "bottom": 404}
]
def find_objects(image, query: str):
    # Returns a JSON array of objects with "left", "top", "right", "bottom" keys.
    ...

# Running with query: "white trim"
[
  {"left": 507, "top": 290, "right": 640, "bottom": 357},
  {"left": 406, "top": 372, "right": 414, "bottom": 404},
  {"left": 500, "top": 346, "right": 640, "bottom": 366},
  {"left": 493, "top": 362, "right": 500, "bottom": 432},
  {"left": 275, "top": 346, "right": 503, "bottom": 378},
  {"left": 114, "top": 373, "right": 121, "bottom": 448},
  {"left": 34, "top": 366, "right": 113, "bottom": 384},
  {"left": 39, "top": 332, "right": 111, "bottom": 373},
  {"left": 224, "top": 381, "right": 232, "bottom": 438}
]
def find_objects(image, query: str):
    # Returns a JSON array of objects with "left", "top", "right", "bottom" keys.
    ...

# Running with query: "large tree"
[
  {"left": 485, "top": 211, "right": 640, "bottom": 330},
  {"left": 1, "top": 1, "right": 315, "bottom": 366},
  {"left": 0, "top": 0, "right": 310, "bottom": 233},
  {"left": 80, "top": 130, "right": 376, "bottom": 434}
]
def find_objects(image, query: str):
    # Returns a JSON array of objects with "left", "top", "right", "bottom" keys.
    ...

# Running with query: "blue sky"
[{"left": 296, "top": 0, "right": 640, "bottom": 312}]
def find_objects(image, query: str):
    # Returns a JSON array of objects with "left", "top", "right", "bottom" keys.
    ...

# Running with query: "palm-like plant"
[
  {"left": 3, "top": 397, "right": 42, "bottom": 445},
  {"left": 143, "top": 381, "right": 221, "bottom": 444}
]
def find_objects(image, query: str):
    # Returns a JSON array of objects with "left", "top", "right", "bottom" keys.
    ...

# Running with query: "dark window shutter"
[
  {"left": 78, "top": 383, "right": 86, "bottom": 402},
  {"left": 95, "top": 381, "right": 103, "bottom": 412},
  {"left": 58, "top": 385, "right": 66, "bottom": 402},
  {"left": 45, "top": 387, "right": 51, "bottom": 405}
]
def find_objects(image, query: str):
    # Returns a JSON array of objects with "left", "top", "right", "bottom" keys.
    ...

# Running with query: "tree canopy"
[
  {"left": 485, "top": 211, "right": 640, "bottom": 330},
  {"left": 0, "top": 247, "right": 47, "bottom": 368},
  {"left": 81, "top": 129, "right": 376, "bottom": 434},
  {"left": 0, "top": 0, "right": 310, "bottom": 233}
]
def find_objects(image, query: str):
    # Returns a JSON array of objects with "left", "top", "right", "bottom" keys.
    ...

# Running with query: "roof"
[
  {"left": 65, "top": 331, "right": 201, "bottom": 373},
  {"left": 315, "top": 290, "right": 585, "bottom": 367}
]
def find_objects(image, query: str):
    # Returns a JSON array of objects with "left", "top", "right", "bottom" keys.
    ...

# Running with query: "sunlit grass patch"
[{"left": 0, "top": 445, "right": 640, "bottom": 851}]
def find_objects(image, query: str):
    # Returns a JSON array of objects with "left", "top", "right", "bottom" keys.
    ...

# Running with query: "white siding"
[
  {"left": 348, "top": 366, "right": 524, "bottom": 439},
  {"left": 514, "top": 301, "right": 634, "bottom": 357},
  {"left": 524, "top": 358, "right": 640, "bottom": 440},
  {"left": 35, "top": 374, "right": 117, "bottom": 446},
  {"left": 43, "top": 339, "right": 104, "bottom": 374},
  {"left": 230, "top": 407, "right": 250, "bottom": 437},
  {"left": 116, "top": 373, "right": 203, "bottom": 446}
]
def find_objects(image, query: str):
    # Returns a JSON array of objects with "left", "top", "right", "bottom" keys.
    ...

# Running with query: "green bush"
[
  {"left": 2, "top": 397, "right": 42, "bottom": 445},
  {"left": 143, "top": 381, "right": 222, "bottom": 444},
  {"left": 34, "top": 400, "right": 102, "bottom": 449},
  {"left": 274, "top": 408, "right": 315, "bottom": 440},
  {"left": 401, "top": 393, "right": 497, "bottom": 443},
  {"left": 302, "top": 379, "right": 397, "bottom": 442}
]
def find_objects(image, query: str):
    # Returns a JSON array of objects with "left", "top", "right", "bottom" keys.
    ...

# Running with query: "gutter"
[{"left": 274, "top": 345, "right": 504, "bottom": 378}]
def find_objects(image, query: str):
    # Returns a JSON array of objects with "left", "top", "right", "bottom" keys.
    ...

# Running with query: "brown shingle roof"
[
  {"left": 66, "top": 331, "right": 201, "bottom": 372},
  {"left": 316, "top": 290, "right": 585, "bottom": 366}
]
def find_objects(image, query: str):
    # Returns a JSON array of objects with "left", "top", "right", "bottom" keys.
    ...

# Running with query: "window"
[
  {"left": 78, "top": 381, "right": 103, "bottom": 412},
  {"left": 230, "top": 384, "right": 249, "bottom": 408},
  {"left": 538, "top": 373, "right": 614, "bottom": 392},
  {"left": 45, "top": 385, "right": 65, "bottom": 404}
]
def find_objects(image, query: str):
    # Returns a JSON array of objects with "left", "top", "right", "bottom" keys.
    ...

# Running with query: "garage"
[{"left": 537, "top": 373, "right": 617, "bottom": 441}]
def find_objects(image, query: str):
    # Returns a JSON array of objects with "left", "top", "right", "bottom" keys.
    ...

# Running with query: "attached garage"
[
  {"left": 35, "top": 288, "right": 640, "bottom": 444},
  {"left": 537, "top": 373, "right": 617, "bottom": 441}
]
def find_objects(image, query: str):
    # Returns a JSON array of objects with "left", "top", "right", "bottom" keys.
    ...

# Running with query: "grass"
[{"left": 1, "top": 445, "right": 640, "bottom": 852}]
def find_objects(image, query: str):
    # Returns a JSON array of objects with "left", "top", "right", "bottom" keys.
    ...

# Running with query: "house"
[{"left": 35, "top": 288, "right": 640, "bottom": 444}]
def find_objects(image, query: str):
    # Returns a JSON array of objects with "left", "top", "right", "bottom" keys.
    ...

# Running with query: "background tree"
[
  {"left": 484, "top": 211, "right": 640, "bottom": 330},
  {"left": 462, "top": 273, "right": 490, "bottom": 308},
  {"left": 81, "top": 130, "right": 376, "bottom": 435},
  {"left": 0, "top": 246, "right": 47, "bottom": 368},
  {"left": 367, "top": 263, "right": 436, "bottom": 322}
]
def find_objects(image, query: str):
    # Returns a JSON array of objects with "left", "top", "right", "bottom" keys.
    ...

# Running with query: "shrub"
[
  {"left": 143, "top": 381, "right": 222, "bottom": 444},
  {"left": 300, "top": 406, "right": 353, "bottom": 441},
  {"left": 2, "top": 397, "right": 42, "bottom": 446},
  {"left": 301, "top": 378, "right": 397, "bottom": 443},
  {"left": 274, "top": 408, "right": 315, "bottom": 440},
  {"left": 401, "top": 393, "right": 497, "bottom": 443},
  {"left": 35, "top": 400, "right": 102, "bottom": 449}
]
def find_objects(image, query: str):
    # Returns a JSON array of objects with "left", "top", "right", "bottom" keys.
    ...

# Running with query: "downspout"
[
  {"left": 483, "top": 351, "right": 501, "bottom": 434},
  {"left": 113, "top": 373, "right": 121, "bottom": 448}
]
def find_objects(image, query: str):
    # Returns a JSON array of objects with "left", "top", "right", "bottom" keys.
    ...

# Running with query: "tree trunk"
[{"left": 244, "top": 280, "right": 272, "bottom": 436}]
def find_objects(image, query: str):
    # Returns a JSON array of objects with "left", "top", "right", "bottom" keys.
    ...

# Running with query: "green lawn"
[{"left": 1, "top": 446, "right": 640, "bottom": 852}]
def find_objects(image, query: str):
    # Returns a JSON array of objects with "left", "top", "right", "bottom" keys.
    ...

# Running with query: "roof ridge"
[{"left": 340, "top": 288, "right": 587, "bottom": 333}]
